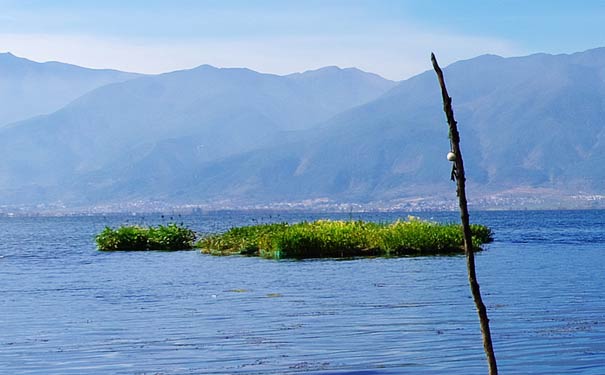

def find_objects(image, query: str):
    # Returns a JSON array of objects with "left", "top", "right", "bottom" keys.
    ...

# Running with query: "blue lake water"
[{"left": 1, "top": 210, "right": 604, "bottom": 374}]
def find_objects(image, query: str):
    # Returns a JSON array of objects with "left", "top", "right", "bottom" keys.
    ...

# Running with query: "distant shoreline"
[{"left": 3, "top": 205, "right": 605, "bottom": 218}]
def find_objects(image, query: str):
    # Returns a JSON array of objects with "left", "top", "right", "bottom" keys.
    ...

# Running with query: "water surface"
[{"left": 1, "top": 210, "right": 604, "bottom": 374}]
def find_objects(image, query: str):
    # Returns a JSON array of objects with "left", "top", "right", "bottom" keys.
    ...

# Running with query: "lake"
[{"left": 1, "top": 210, "right": 604, "bottom": 374}]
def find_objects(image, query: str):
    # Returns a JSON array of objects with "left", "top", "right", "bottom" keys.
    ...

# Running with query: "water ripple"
[{"left": 1, "top": 211, "right": 605, "bottom": 374}]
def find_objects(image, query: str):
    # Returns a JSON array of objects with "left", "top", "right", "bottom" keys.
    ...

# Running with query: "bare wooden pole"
[{"left": 431, "top": 53, "right": 498, "bottom": 375}]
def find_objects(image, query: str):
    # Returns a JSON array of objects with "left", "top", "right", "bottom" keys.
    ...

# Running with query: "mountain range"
[
  {"left": 0, "top": 57, "right": 395, "bottom": 206},
  {"left": 0, "top": 52, "right": 139, "bottom": 127},
  {"left": 3, "top": 48, "right": 605, "bottom": 210}
]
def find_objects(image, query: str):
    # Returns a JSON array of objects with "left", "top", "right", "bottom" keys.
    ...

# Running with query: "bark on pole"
[{"left": 431, "top": 53, "right": 498, "bottom": 375}]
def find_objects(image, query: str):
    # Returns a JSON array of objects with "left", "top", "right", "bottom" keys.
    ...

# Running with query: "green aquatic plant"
[
  {"left": 96, "top": 223, "right": 196, "bottom": 251},
  {"left": 198, "top": 223, "right": 289, "bottom": 256},
  {"left": 196, "top": 218, "right": 493, "bottom": 259}
]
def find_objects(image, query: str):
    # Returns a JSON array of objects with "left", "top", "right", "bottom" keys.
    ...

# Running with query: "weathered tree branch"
[{"left": 431, "top": 52, "right": 498, "bottom": 375}]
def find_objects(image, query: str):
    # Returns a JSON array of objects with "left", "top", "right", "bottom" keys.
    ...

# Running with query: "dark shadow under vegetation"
[
  {"left": 96, "top": 223, "right": 196, "bottom": 251},
  {"left": 196, "top": 217, "right": 493, "bottom": 259}
]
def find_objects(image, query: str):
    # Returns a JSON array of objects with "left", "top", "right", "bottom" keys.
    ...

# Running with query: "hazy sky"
[{"left": 1, "top": 0, "right": 605, "bottom": 80}]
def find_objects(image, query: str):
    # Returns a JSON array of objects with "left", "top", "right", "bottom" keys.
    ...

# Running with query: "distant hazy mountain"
[
  {"left": 179, "top": 48, "right": 605, "bottom": 204},
  {"left": 66, "top": 47, "right": 605, "bottom": 207},
  {"left": 7, "top": 48, "right": 605, "bottom": 209},
  {"left": 0, "top": 52, "right": 140, "bottom": 126},
  {"left": 286, "top": 66, "right": 397, "bottom": 119},
  {"left": 0, "top": 63, "right": 395, "bottom": 205}
]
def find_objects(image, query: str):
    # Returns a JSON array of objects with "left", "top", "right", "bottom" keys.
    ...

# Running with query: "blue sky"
[{"left": 1, "top": 0, "right": 605, "bottom": 79}]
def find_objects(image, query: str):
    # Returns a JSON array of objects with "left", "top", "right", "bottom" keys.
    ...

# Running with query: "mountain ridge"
[
  {"left": 0, "top": 52, "right": 141, "bottom": 126},
  {"left": 4, "top": 48, "right": 605, "bottom": 209},
  {"left": 0, "top": 58, "right": 397, "bottom": 205},
  {"left": 95, "top": 47, "right": 605, "bottom": 207}
]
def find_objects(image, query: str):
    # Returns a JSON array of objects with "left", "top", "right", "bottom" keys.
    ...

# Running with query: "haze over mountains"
[
  {"left": 0, "top": 58, "right": 395, "bottom": 207},
  {"left": 4, "top": 48, "right": 605, "bottom": 210},
  {"left": 0, "top": 52, "right": 140, "bottom": 127}
]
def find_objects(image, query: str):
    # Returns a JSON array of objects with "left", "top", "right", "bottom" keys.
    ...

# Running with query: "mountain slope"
[
  {"left": 138, "top": 48, "right": 605, "bottom": 205},
  {"left": 7, "top": 48, "right": 605, "bottom": 208},
  {"left": 286, "top": 66, "right": 397, "bottom": 119},
  {"left": 0, "top": 52, "right": 140, "bottom": 126},
  {"left": 0, "top": 64, "right": 395, "bottom": 204}
]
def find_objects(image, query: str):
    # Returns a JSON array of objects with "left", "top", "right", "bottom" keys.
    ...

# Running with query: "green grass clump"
[
  {"left": 96, "top": 223, "right": 196, "bottom": 251},
  {"left": 377, "top": 220, "right": 491, "bottom": 255},
  {"left": 196, "top": 218, "right": 493, "bottom": 259},
  {"left": 198, "top": 223, "right": 289, "bottom": 256}
]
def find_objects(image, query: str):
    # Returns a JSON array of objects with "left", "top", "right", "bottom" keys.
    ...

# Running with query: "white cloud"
[{"left": 0, "top": 27, "right": 522, "bottom": 80}]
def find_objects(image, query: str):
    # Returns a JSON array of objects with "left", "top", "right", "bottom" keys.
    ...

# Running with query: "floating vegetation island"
[
  {"left": 197, "top": 218, "right": 493, "bottom": 259},
  {"left": 96, "top": 218, "right": 493, "bottom": 258},
  {"left": 96, "top": 223, "right": 196, "bottom": 251}
]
